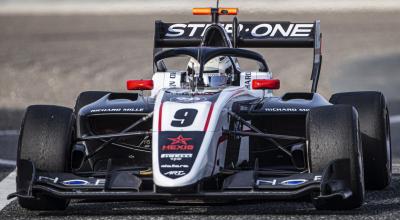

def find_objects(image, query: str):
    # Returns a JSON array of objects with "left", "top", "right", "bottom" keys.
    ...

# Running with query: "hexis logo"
[
  {"left": 162, "top": 135, "right": 194, "bottom": 151},
  {"left": 168, "top": 135, "right": 192, "bottom": 145}
]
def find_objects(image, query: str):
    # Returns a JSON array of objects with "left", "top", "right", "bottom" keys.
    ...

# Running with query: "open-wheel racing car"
[{"left": 9, "top": 3, "right": 392, "bottom": 211}]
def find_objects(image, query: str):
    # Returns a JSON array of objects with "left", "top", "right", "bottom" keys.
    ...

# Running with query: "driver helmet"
[{"left": 187, "top": 56, "right": 234, "bottom": 87}]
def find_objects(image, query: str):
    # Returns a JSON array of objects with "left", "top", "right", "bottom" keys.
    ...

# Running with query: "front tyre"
[
  {"left": 330, "top": 91, "right": 391, "bottom": 190},
  {"left": 307, "top": 105, "right": 364, "bottom": 210},
  {"left": 17, "top": 105, "right": 74, "bottom": 210}
]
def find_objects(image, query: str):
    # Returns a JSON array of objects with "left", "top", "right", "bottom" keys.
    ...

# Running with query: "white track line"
[
  {"left": 0, "top": 130, "right": 19, "bottom": 136},
  {"left": 0, "top": 159, "right": 16, "bottom": 167},
  {"left": 0, "top": 170, "right": 16, "bottom": 211},
  {"left": 390, "top": 115, "right": 400, "bottom": 124}
]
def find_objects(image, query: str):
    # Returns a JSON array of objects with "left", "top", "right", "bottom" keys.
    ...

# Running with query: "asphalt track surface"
[{"left": 1, "top": 11, "right": 400, "bottom": 219}]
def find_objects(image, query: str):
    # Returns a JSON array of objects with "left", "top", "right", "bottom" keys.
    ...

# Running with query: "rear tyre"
[
  {"left": 330, "top": 91, "right": 391, "bottom": 190},
  {"left": 17, "top": 105, "right": 74, "bottom": 210},
  {"left": 307, "top": 105, "right": 364, "bottom": 210},
  {"left": 74, "top": 91, "right": 109, "bottom": 113}
]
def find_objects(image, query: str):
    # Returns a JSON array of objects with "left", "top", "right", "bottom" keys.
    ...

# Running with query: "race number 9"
[{"left": 171, "top": 109, "right": 198, "bottom": 127}]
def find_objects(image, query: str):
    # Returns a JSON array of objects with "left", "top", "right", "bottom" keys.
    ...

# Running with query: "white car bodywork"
[{"left": 150, "top": 70, "right": 273, "bottom": 187}]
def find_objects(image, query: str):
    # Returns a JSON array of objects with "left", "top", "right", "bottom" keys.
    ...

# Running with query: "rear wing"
[
  {"left": 154, "top": 20, "right": 322, "bottom": 92},
  {"left": 154, "top": 21, "right": 319, "bottom": 48}
]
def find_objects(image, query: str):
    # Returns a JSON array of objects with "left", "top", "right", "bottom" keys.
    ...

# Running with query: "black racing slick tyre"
[
  {"left": 330, "top": 91, "right": 391, "bottom": 190},
  {"left": 17, "top": 105, "right": 74, "bottom": 210},
  {"left": 307, "top": 105, "right": 364, "bottom": 210},
  {"left": 74, "top": 91, "right": 109, "bottom": 114}
]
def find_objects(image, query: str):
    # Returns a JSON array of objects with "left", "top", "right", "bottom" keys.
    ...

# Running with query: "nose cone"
[{"left": 158, "top": 132, "right": 206, "bottom": 179}]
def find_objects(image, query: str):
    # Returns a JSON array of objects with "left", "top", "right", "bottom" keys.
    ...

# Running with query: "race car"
[{"left": 9, "top": 4, "right": 391, "bottom": 211}]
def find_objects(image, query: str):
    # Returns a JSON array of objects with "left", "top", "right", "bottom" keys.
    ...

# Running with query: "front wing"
[{"left": 8, "top": 159, "right": 353, "bottom": 203}]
